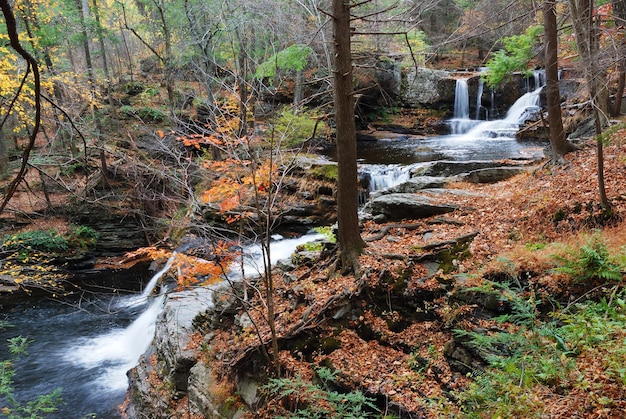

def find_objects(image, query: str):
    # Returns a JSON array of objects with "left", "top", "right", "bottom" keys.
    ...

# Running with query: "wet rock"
[
  {"left": 125, "top": 287, "right": 218, "bottom": 418},
  {"left": 366, "top": 193, "right": 458, "bottom": 222},
  {"left": 370, "top": 176, "right": 448, "bottom": 197},
  {"left": 418, "top": 160, "right": 529, "bottom": 177},
  {"left": 461, "top": 166, "right": 530, "bottom": 183}
]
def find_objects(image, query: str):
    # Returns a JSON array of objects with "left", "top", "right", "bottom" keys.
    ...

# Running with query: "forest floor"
[
  {"left": 189, "top": 132, "right": 626, "bottom": 418},
  {"left": 1, "top": 68, "right": 625, "bottom": 417}
]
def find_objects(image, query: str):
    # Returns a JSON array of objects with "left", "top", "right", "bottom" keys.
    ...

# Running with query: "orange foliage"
[
  {"left": 122, "top": 243, "right": 234, "bottom": 289},
  {"left": 171, "top": 253, "right": 227, "bottom": 288},
  {"left": 176, "top": 132, "right": 224, "bottom": 149},
  {"left": 201, "top": 159, "right": 277, "bottom": 223}
]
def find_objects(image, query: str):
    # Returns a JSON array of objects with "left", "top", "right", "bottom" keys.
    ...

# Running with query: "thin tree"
[
  {"left": 568, "top": 0, "right": 611, "bottom": 209},
  {"left": 0, "top": 0, "right": 42, "bottom": 213},
  {"left": 544, "top": 0, "right": 577, "bottom": 162},
  {"left": 611, "top": 0, "right": 626, "bottom": 116},
  {"left": 332, "top": 0, "right": 366, "bottom": 273}
]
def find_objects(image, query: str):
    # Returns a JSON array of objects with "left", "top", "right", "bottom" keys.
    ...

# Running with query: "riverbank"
[{"left": 124, "top": 136, "right": 626, "bottom": 418}]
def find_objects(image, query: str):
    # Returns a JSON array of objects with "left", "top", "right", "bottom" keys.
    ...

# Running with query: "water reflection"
[{"left": 325, "top": 135, "right": 545, "bottom": 165}]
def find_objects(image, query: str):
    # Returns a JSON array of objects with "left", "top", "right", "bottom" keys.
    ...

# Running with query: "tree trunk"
[
  {"left": 568, "top": 0, "right": 611, "bottom": 209},
  {"left": 544, "top": 0, "right": 576, "bottom": 161},
  {"left": 611, "top": 0, "right": 626, "bottom": 116},
  {"left": 153, "top": 0, "right": 175, "bottom": 110},
  {"left": 332, "top": 0, "right": 365, "bottom": 272},
  {"left": 0, "top": 0, "right": 42, "bottom": 214},
  {"left": 91, "top": 0, "right": 113, "bottom": 105}
]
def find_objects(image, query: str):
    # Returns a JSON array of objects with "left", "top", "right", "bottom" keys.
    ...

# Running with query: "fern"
[
  {"left": 553, "top": 237, "right": 623, "bottom": 282},
  {"left": 264, "top": 367, "right": 379, "bottom": 418}
]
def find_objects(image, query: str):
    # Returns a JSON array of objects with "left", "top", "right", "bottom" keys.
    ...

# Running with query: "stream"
[
  {"left": 0, "top": 77, "right": 546, "bottom": 418},
  {"left": 0, "top": 234, "right": 321, "bottom": 419}
]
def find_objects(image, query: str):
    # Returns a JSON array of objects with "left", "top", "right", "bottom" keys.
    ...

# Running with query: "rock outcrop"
[{"left": 125, "top": 286, "right": 238, "bottom": 418}]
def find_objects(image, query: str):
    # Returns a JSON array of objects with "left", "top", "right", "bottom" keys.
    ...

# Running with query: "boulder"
[
  {"left": 125, "top": 287, "right": 222, "bottom": 418},
  {"left": 462, "top": 166, "right": 530, "bottom": 183},
  {"left": 367, "top": 193, "right": 458, "bottom": 221},
  {"left": 401, "top": 67, "right": 451, "bottom": 108},
  {"left": 418, "top": 160, "right": 507, "bottom": 177}
]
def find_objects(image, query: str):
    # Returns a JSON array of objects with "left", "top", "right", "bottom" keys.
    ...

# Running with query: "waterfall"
[
  {"left": 453, "top": 78, "right": 470, "bottom": 119},
  {"left": 450, "top": 78, "right": 478, "bottom": 135},
  {"left": 236, "top": 233, "right": 324, "bottom": 278},
  {"left": 534, "top": 69, "right": 546, "bottom": 89},
  {"left": 359, "top": 164, "right": 416, "bottom": 192},
  {"left": 118, "top": 251, "right": 177, "bottom": 307},
  {"left": 475, "top": 76, "right": 484, "bottom": 120},
  {"left": 61, "top": 232, "right": 323, "bottom": 400},
  {"left": 66, "top": 292, "right": 167, "bottom": 392},
  {"left": 459, "top": 86, "right": 542, "bottom": 140},
  {"left": 65, "top": 252, "right": 179, "bottom": 392}
]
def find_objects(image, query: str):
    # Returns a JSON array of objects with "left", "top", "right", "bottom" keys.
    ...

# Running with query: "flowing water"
[
  {"left": 0, "top": 77, "right": 546, "bottom": 418},
  {"left": 357, "top": 85, "right": 545, "bottom": 191},
  {"left": 0, "top": 233, "right": 323, "bottom": 418}
]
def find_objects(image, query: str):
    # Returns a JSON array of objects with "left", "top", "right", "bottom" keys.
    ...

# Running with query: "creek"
[
  {"left": 0, "top": 76, "right": 546, "bottom": 418},
  {"left": 0, "top": 234, "right": 322, "bottom": 419},
  {"left": 350, "top": 80, "right": 545, "bottom": 191}
]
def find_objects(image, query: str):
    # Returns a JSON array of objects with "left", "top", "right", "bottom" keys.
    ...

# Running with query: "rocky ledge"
[{"left": 123, "top": 157, "right": 545, "bottom": 418}]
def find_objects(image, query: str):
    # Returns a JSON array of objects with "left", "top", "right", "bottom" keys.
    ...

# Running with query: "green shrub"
[
  {"left": 1, "top": 230, "right": 69, "bottom": 253},
  {"left": 271, "top": 107, "right": 324, "bottom": 147},
  {"left": 120, "top": 106, "right": 167, "bottom": 122},
  {"left": 68, "top": 225, "right": 99, "bottom": 250},
  {"left": 457, "top": 281, "right": 626, "bottom": 417},
  {"left": 1, "top": 226, "right": 99, "bottom": 255},
  {"left": 1, "top": 324, "right": 62, "bottom": 418},
  {"left": 264, "top": 367, "right": 379, "bottom": 418}
]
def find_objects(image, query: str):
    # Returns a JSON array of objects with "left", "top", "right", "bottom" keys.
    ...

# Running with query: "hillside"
[{"left": 132, "top": 133, "right": 626, "bottom": 418}]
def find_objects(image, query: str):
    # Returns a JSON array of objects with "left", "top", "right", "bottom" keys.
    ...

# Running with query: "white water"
[
  {"left": 450, "top": 78, "right": 476, "bottom": 135},
  {"left": 453, "top": 78, "right": 469, "bottom": 119},
  {"left": 363, "top": 82, "right": 544, "bottom": 191},
  {"left": 119, "top": 252, "right": 177, "bottom": 307},
  {"left": 458, "top": 86, "right": 542, "bottom": 140},
  {"left": 236, "top": 233, "right": 324, "bottom": 278},
  {"left": 62, "top": 232, "right": 324, "bottom": 396},
  {"left": 65, "top": 293, "right": 166, "bottom": 392},
  {"left": 476, "top": 76, "right": 484, "bottom": 120},
  {"left": 359, "top": 164, "right": 422, "bottom": 191}
]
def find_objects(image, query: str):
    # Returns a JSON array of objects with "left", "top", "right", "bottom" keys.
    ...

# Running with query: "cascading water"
[
  {"left": 450, "top": 78, "right": 478, "bottom": 135},
  {"left": 66, "top": 292, "right": 167, "bottom": 391},
  {"left": 359, "top": 164, "right": 415, "bottom": 192},
  {"left": 457, "top": 86, "right": 542, "bottom": 140},
  {"left": 453, "top": 78, "right": 470, "bottom": 119},
  {"left": 357, "top": 77, "right": 546, "bottom": 188},
  {"left": 476, "top": 76, "right": 485, "bottom": 120},
  {"left": 0, "top": 233, "right": 323, "bottom": 418}
]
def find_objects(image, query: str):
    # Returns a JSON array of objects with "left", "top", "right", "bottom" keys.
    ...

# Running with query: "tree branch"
[{"left": 0, "top": 0, "right": 42, "bottom": 214}]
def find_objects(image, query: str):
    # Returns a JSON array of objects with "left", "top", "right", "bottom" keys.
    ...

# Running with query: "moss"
[
  {"left": 552, "top": 208, "right": 566, "bottom": 223},
  {"left": 310, "top": 164, "right": 338, "bottom": 181},
  {"left": 319, "top": 337, "right": 342, "bottom": 354}
]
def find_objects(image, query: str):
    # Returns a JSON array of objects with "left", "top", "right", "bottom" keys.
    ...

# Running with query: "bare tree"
[
  {"left": 544, "top": 0, "right": 577, "bottom": 162},
  {"left": 611, "top": 0, "right": 626, "bottom": 116},
  {"left": 568, "top": 0, "right": 611, "bottom": 210},
  {"left": 0, "top": 0, "right": 42, "bottom": 213}
]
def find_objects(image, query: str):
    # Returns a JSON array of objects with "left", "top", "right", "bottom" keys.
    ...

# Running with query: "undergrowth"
[
  {"left": 264, "top": 367, "right": 381, "bottom": 418},
  {"left": 456, "top": 279, "right": 626, "bottom": 417}
]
